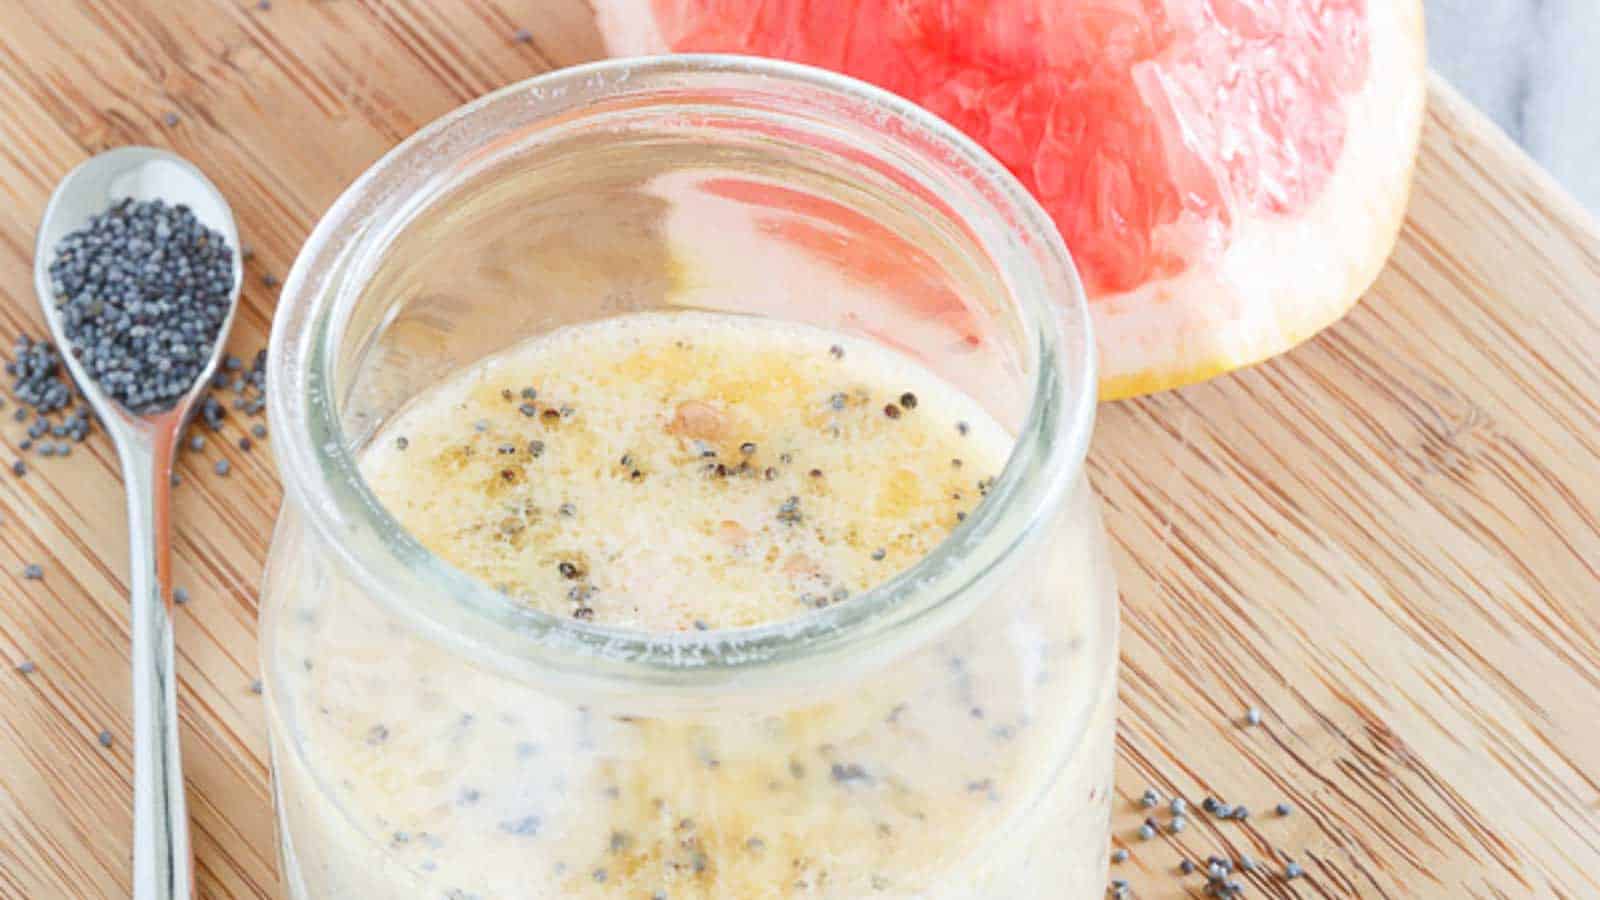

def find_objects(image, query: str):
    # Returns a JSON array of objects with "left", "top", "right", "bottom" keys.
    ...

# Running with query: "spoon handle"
[{"left": 122, "top": 434, "right": 192, "bottom": 900}]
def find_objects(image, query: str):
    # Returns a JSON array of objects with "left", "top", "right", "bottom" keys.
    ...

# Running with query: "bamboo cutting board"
[{"left": 0, "top": 3, "right": 1597, "bottom": 898}]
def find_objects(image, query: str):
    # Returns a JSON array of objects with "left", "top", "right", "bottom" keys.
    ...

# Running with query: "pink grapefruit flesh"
[{"left": 595, "top": 0, "right": 1427, "bottom": 398}]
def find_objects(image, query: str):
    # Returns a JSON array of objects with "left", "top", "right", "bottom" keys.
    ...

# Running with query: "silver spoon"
[{"left": 33, "top": 147, "right": 242, "bottom": 900}]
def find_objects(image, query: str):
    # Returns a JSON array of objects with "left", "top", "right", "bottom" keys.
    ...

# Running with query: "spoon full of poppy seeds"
[{"left": 33, "top": 147, "right": 243, "bottom": 900}]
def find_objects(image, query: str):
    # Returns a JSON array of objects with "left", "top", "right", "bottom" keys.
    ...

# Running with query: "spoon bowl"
[
  {"left": 35, "top": 146, "right": 243, "bottom": 434},
  {"left": 33, "top": 146, "right": 243, "bottom": 900}
]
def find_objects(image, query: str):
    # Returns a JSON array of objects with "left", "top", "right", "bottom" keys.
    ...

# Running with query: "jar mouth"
[{"left": 267, "top": 55, "right": 1095, "bottom": 691}]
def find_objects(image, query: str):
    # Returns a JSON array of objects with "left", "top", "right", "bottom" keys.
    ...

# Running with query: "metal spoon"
[{"left": 33, "top": 147, "right": 242, "bottom": 900}]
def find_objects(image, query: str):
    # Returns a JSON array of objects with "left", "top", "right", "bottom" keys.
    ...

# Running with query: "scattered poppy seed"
[
  {"left": 1109, "top": 878, "right": 1129, "bottom": 896},
  {"left": 239, "top": 436, "right": 252, "bottom": 451},
  {"left": 558, "top": 561, "right": 581, "bottom": 579},
  {"left": 1170, "top": 797, "right": 1187, "bottom": 816},
  {"left": 1232, "top": 805, "right": 1250, "bottom": 821},
  {"left": 527, "top": 440, "right": 544, "bottom": 457},
  {"left": 251, "top": 424, "right": 267, "bottom": 439},
  {"left": 1202, "top": 797, "right": 1219, "bottom": 813},
  {"left": 214, "top": 459, "right": 231, "bottom": 476},
  {"left": 38, "top": 444, "right": 55, "bottom": 457},
  {"left": 1169, "top": 816, "right": 1187, "bottom": 833},
  {"left": 249, "top": 679, "right": 263, "bottom": 695},
  {"left": 98, "top": 729, "right": 113, "bottom": 747},
  {"left": 956, "top": 421, "right": 970, "bottom": 435},
  {"left": 520, "top": 387, "right": 538, "bottom": 400},
  {"left": 883, "top": 403, "right": 901, "bottom": 419},
  {"left": 22, "top": 564, "right": 42, "bottom": 580},
  {"left": 163, "top": 112, "right": 180, "bottom": 127},
  {"left": 693, "top": 620, "right": 709, "bottom": 631},
  {"left": 12, "top": 460, "right": 25, "bottom": 476},
  {"left": 1238, "top": 853, "right": 1257, "bottom": 872},
  {"left": 777, "top": 496, "right": 802, "bottom": 525},
  {"left": 474, "top": 419, "right": 489, "bottom": 432},
  {"left": 518, "top": 403, "right": 537, "bottom": 417},
  {"left": 1180, "top": 859, "right": 1195, "bottom": 875},
  {"left": 1276, "top": 802, "right": 1293, "bottom": 817},
  {"left": 828, "top": 344, "right": 844, "bottom": 359},
  {"left": 257, "top": 0, "right": 271, "bottom": 9},
  {"left": 899, "top": 392, "right": 918, "bottom": 409},
  {"left": 1245, "top": 707, "right": 1262, "bottom": 726},
  {"left": 1137, "top": 824, "right": 1156, "bottom": 841},
  {"left": 1285, "top": 862, "right": 1304, "bottom": 879},
  {"left": 173, "top": 588, "right": 189, "bottom": 605},
  {"left": 740, "top": 442, "right": 756, "bottom": 455},
  {"left": 871, "top": 548, "right": 887, "bottom": 561},
  {"left": 1111, "top": 848, "right": 1129, "bottom": 863},
  {"left": 512, "top": 27, "right": 532, "bottom": 42},
  {"left": 394, "top": 436, "right": 409, "bottom": 450},
  {"left": 16, "top": 661, "right": 36, "bottom": 674},
  {"left": 262, "top": 273, "right": 279, "bottom": 288}
]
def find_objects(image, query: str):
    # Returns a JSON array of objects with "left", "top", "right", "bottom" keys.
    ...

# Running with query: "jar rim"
[{"left": 266, "top": 55, "right": 1096, "bottom": 692}]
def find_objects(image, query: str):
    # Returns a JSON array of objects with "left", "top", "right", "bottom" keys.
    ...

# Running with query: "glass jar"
[{"left": 262, "top": 56, "right": 1116, "bottom": 900}]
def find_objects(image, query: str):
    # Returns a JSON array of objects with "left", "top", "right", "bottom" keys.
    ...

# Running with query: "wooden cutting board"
[{"left": 0, "top": 3, "right": 1596, "bottom": 898}]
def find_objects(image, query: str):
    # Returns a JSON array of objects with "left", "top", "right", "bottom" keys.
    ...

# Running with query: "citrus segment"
[{"left": 595, "top": 0, "right": 1427, "bottom": 397}]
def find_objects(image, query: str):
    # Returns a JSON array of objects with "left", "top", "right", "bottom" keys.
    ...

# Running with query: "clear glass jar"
[{"left": 262, "top": 56, "right": 1116, "bottom": 900}]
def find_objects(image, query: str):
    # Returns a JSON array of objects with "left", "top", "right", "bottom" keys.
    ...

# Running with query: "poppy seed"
[{"left": 47, "top": 198, "right": 235, "bottom": 414}]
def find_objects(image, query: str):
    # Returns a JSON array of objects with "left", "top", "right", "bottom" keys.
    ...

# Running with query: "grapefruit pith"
[{"left": 594, "top": 0, "right": 1427, "bottom": 399}]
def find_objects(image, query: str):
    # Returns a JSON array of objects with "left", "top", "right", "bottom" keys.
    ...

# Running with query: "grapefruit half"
[{"left": 593, "top": 0, "right": 1427, "bottom": 399}]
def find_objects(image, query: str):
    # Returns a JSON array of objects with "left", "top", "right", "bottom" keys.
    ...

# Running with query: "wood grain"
[{"left": 0, "top": 3, "right": 1596, "bottom": 898}]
